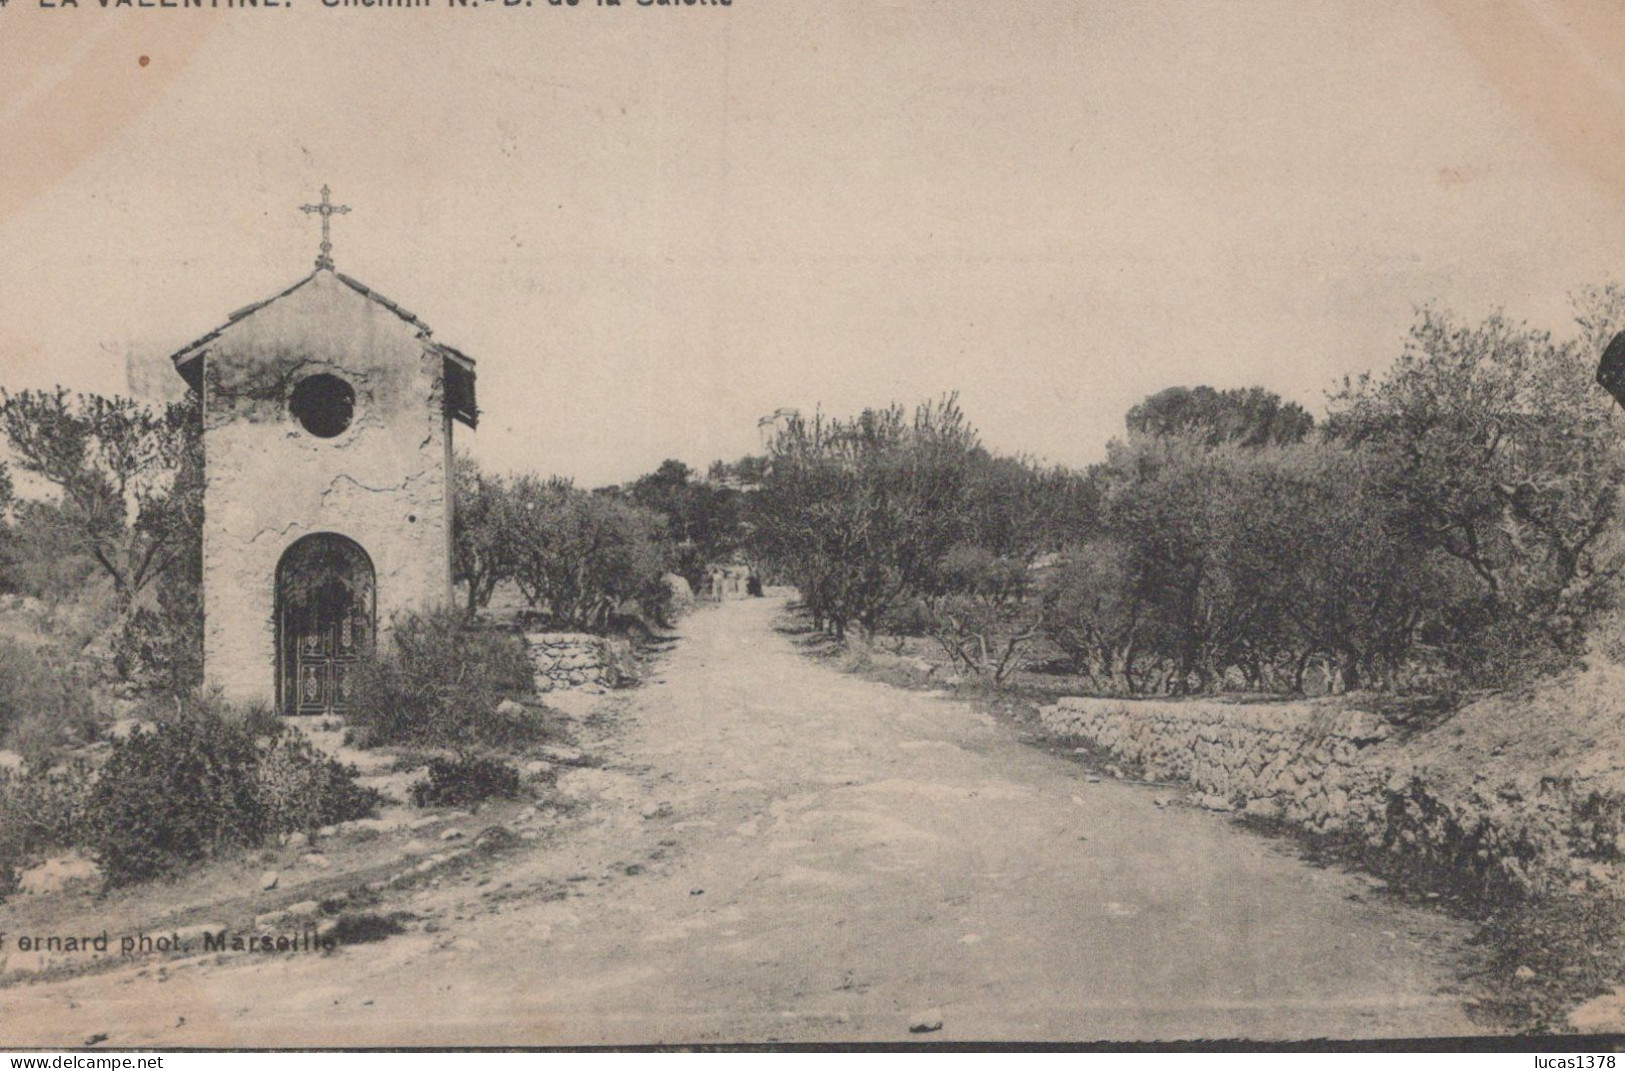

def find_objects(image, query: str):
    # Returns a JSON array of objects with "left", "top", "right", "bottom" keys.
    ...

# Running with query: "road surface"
[{"left": 7, "top": 596, "right": 1481, "bottom": 1044}]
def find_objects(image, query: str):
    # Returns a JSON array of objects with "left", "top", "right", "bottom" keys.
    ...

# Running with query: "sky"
[{"left": 5, "top": 0, "right": 1625, "bottom": 486}]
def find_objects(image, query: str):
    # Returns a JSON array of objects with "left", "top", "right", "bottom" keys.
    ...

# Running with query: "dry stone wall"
[
  {"left": 524, "top": 633, "right": 635, "bottom": 692},
  {"left": 1040, "top": 696, "right": 1625, "bottom": 900}
]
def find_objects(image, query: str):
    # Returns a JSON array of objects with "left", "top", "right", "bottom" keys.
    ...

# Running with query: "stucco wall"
[
  {"left": 1039, "top": 696, "right": 1625, "bottom": 899},
  {"left": 198, "top": 272, "right": 455, "bottom": 706}
]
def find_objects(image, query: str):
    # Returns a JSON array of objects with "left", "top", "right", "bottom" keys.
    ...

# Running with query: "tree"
[
  {"left": 753, "top": 396, "right": 986, "bottom": 639},
  {"left": 3, "top": 500, "right": 102, "bottom": 605},
  {"left": 0, "top": 461, "right": 14, "bottom": 593},
  {"left": 1043, "top": 539, "right": 1147, "bottom": 693},
  {"left": 707, "top": 455, "right": 770, "bottom": 488},
  {"left": 0, "top": 389, "right": 201, "bottom": 613},
  {"left": 1571, "top": 280, "right": 1625, "bottom": 363},
  {"left": 1090, "top": 434, "right": 1236, "bottom": 692},
  {"left": 1218, "top": 443, "right": 1433, "bottom": 692},
  {"left": 922, "top": 544, "right": 1044, "bottom": 684},
  {"left": 752, "top": 395, "right": 1100, "bottom": 643},
  {"left": 1125, "top": 386, "right": 1314, "bottom": 447},
  {"left": 1071, "top": 432, "right": 1436, "bottom": 694},
  {"left": 627, "top": 458, "right": 745, "bottom": 589},
  {"left": 451, "top": 454, "right": 516, "bottom": 618},
  {"left": 959, "top": 455, "right": 1099, "bottom": 561},
  {"left": 112, "top": 537, "right": 203, "bottom": 694},
  {"left": 508, "top": 475, "right": 670, "bottom": 631},
  {"left": 1326, "top": 307, "right": 1625, "bottom": 658}
]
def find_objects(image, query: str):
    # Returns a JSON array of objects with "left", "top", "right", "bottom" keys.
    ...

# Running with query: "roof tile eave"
[
  {"left": 167, "top": 270, "right": 321, "bottom": 367},
  {"left": 332, "top": 271, "right": 432, "bottom": 334},
  {"left": 167, "top": 269, "right": 482, "bottom": 381}
]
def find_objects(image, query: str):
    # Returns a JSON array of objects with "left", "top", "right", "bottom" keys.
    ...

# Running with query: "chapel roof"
[{"left": 169, "top": 268, "right": 478, "bottom": 429}]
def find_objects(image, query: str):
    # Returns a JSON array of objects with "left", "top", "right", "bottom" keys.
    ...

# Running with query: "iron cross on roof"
[{"left": 300, "top": 185, "right": 351, "bottom": 270}]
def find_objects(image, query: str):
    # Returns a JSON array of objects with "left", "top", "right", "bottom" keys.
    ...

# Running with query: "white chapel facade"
[{"left": 170, "top": 190, "right": 478, "bottom": 715}]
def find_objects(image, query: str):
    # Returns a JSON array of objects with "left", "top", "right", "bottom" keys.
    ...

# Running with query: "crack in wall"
[
  {"left": 245, "top": 519, "right": 307, "bottom": 546},
  {"left": 320, "top": 471, "right": 431, "bottom": 499}
]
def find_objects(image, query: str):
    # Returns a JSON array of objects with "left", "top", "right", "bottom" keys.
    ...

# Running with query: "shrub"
[
  {"left": 255, "top": 729, "right": 383, "bottom": 835},
  {"left": 238, "top": 698, "right": 285, "bottom": 740},
  {"left": 0, "top": 761, "right": 97, "bottom": 893},
  {"left": 84, "top": 707, "right": 380, "bottom": 886},
  {"left": 0, "top": 640, "right": 100, "bottom": 757},
  {"left": 324, "top": 912, "right": 409, "bottom": 946},
  {"left": 408, "top": 755, "right": 522, "bottom": 808},
  {"left": 0, "top": 828, "right": 20, "bottom": 899},
  {"left": 86, "top": 715, "right": 267, "bottom": 885},
  {"left": 0, "top": 761, "right": 95, "bottom": 849},
  {"left": 877, "top": 598, "right": 934, "bottom": 639},
  {"left": 347, "top": 610, "right": 537, "bottom": 751},
  {"left": 0, "top": 639, "right": 101, "bottom": 768},
  {"left": 129, "top": 689, "right": 280, "bottom": 739}
]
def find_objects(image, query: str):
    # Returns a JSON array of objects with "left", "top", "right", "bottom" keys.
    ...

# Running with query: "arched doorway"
[{"left": 276, "top": 533, "right": 375, "bottom": 716}]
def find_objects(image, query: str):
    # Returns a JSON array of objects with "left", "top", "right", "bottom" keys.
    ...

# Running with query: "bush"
[
  {"left": 84, "top": 707, "right": 380, "bottom": 886},
  {"left": 877, "top": 598, "right": 934, "bottom": 639},
  {"left": 87, "top": 715, "right": 267, "bottom": 885},
  {"left": 408, "top": 756, "right": 522, "bottom": 808},
  {"left": 0, "top": 761, "right": 96, "bottom": 893},
  {"left": 0, "top": 639, "right": 101, "bottom": 767},
  {"left": 256, "top": 730, "right": 384, "bottom": 835},
  {"left": 0, "top": 829, "right": 20, "bottom": 899},
  {"left": 347, "top": 610, "right": 537, "bottom": 751},
  {"left": 0, "top": 761, "right": 95, "bottom": 850}
]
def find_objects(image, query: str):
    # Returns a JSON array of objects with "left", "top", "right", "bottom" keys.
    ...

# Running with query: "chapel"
[{"left": 170, "top": 188, "right": 478, "bottom": 715}]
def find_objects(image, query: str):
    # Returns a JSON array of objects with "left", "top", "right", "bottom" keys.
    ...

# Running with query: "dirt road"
[{"left": 9, "top": 597, "right": 1482, "bottom": 1044}]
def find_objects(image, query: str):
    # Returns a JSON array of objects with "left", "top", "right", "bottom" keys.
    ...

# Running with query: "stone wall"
[
  {"left": 525, "top": 633, "right": 635, "bottom": 692},
  {"left": 1040, "top": 696, "right": 1625, "bottom": 900}
]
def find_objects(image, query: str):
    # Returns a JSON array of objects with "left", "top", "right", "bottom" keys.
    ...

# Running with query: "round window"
[{"left": 289, "top": 374, "right": 355, "bottom": 439}]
